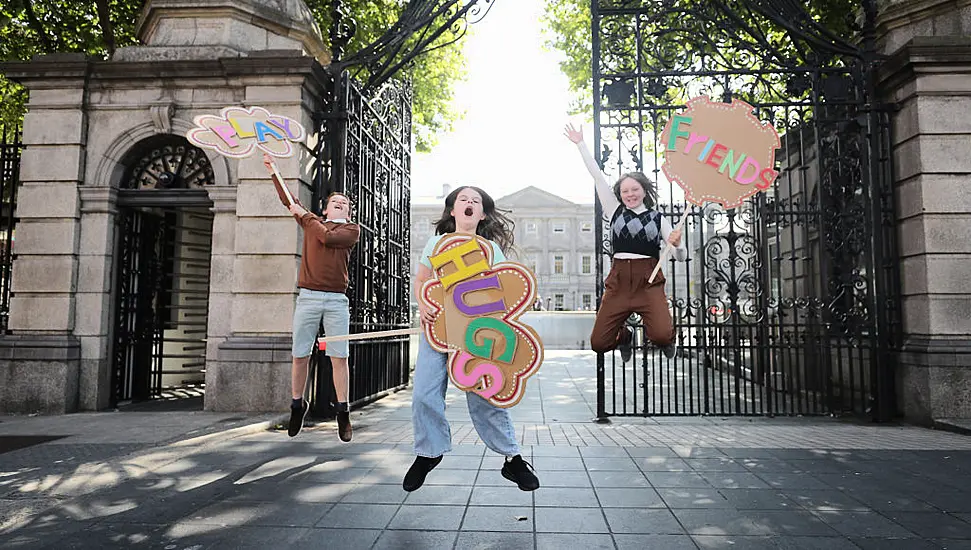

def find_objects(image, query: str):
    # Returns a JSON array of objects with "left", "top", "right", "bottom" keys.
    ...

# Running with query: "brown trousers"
[{"left": 590, "top": 258, "right": 675, "bottom": 353}]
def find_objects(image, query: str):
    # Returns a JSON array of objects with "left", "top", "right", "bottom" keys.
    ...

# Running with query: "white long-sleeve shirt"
[{"left": 575, "top": 140, "right": 687, "bottom": 262}]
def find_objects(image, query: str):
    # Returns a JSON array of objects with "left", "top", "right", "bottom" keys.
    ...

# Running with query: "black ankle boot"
[{"left": 402, "top": 455, "right": 443, "bottom": 492}]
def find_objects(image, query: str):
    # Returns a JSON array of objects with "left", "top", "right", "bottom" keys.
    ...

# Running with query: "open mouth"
[{"left": 464, "top": 207, "right": 473, "bottom": 216}]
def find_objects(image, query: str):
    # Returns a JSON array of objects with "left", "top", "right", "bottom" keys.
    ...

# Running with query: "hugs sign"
[{"left": 420, "top": 234, "right": 544, "bottom": 408}]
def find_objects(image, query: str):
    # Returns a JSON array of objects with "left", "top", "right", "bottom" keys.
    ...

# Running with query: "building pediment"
[{"left": 496, "top": 186, "right": 587, "bottom": 209}]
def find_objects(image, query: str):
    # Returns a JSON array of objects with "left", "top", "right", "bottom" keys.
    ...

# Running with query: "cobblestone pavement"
[{"left": 2, "top": 352, "right": 970, "bottom": 549}]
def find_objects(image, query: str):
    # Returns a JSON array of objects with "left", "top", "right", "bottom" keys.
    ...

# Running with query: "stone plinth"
[{"left": 0, "top": 336, "right": 81, "bottom": 414}]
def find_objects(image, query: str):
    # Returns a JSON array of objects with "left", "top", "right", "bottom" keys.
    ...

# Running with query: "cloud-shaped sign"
[{"left": 186, "top": 106, "right": 306, "bottom": 159}]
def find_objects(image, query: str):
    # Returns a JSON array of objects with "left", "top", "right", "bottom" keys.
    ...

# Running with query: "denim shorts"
[{"left": 292, "top": 288, "right": 350, "bottom": 358}]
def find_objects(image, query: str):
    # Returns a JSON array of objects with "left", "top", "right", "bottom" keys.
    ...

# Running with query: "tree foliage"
[
  {"left": 540, "top": 0, "right": 859, "bottom": 119},
  {"left": 540, "top": 0, "right": 591, "bottom": 116},
  {"left": 308, "top": 0, "right": 469, "bottom": 151},
  {"left": 0, "top": 0, "right": 467, "bottom": 150}
]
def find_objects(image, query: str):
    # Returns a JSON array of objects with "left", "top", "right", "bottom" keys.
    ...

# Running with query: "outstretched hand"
[
  {"left": 288, "top": 202, "right": 308, "bottom": 217},
  {"left": 262, "top": 153, "right": 275, "bottom": 175},
  {"left": 563, "top": 123, "right": 583, "bottom": 144}
]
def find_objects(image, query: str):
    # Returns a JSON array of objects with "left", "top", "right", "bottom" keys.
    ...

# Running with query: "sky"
[{"left": 410, "top": 0, "right": 595, "bottom": 205}]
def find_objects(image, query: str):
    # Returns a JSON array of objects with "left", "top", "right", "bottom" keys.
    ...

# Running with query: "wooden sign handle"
[
  {"left": 318, "top": 327, "right": 421, "bottom": 344},
  {"left": 648, "top": 210, "right": 688, "bottom": 284}
]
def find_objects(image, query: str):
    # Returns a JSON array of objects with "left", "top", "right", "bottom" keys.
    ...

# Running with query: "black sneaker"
[
  {"left": 288, "top": 398, "right": 309, "bottom": 437},
  {"left": 618, "top": 328, "right": 633, "bottom": 363},
  {"left": 337, "top": 410, "right": 352, "bottom": 442},
  {"left": 403, "top": 455, "right": 443, "bottom": 492},
  {"left": 501, "top": 455, "right": 540, "bottom": 491},
  {"left": 662, "top": 339, "right": 678, "bottom": 360}
]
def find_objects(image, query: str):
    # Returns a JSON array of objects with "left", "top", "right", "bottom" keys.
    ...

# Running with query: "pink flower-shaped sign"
[{"left": 186, "top": 106, "right": 306, "bottom": 159}]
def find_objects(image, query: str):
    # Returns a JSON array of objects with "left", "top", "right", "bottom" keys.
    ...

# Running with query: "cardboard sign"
[
  {"left": 660, "top": 96, "right": 781, "bottom": 208},
  {"left": 186, "top": 106, "right": 306, "bottom": 159},
  {"left": 420, "top": 234, "right": 544, "bottom": 409}
]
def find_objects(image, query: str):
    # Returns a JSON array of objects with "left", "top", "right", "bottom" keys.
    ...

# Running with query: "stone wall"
[
  {"left": 0, "top": 0, "right": 332, "bottom": 414},
  {"left": 878, "top": 0, "right": 971, "bottom": 421},
  {"left": 0, "top": 56, "right": 86, "bottom": 413}
]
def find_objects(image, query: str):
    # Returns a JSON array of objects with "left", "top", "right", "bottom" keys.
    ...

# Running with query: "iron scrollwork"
[
  {"left": 593, "top": 0, "right": 896, "bottom": 419},
  {"left": 123, "top": 138, "right": 214, "bottom": 190},
  {"left": 312, "top": 68, "right": 414, "bottom": 411}
]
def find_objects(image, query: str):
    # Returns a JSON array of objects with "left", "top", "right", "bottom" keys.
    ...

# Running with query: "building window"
[
  {"left": 526, "top": 222, "right": 538, "bottom": 234},
  {"left": 582, "top": 294, "right": 592, "bottom": 310},
  {"left": 580, "top": 222, "right": 592, "bottom": 232},
  {"left": 581, "top": 255, "right": 592, "bottom": 275},
  {"left": 553, "top": 255, "right": 564, "bottom": 274},
  {"left": 552, "top": 221, "right": 566, "bottom": 233},
  {"left": 554, "top": 294, "right": 565, "bottom": 311},
  {"left": 528, "top": 256, "right": 538, "bottom": 274}
]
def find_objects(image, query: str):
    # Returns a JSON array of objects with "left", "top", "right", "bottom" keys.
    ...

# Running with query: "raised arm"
[
  {"left": 564, "top": 124, "right": 619, "bottom": 213},
  {"left": 660, "top": 216, "right": 688, "bottom": 262},
  {"left": 263, "top": 153, "right": 297, "bottom": 208}
]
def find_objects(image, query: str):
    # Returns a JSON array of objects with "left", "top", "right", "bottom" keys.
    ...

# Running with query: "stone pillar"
[
  {"left": 877, "top": 0, "right": 971, "bottom": 422},
  {"left": 75, "top": 186, "right": 118, "bottom": 410},
  {"left": 206, "top": 73, "right": 322, "bottom": 411},
  {"left": 208, "top": 151, "right": 310, "bottom": 412},
  {"left": 0, "top": 55, "right": 86, "bottom": 413}
]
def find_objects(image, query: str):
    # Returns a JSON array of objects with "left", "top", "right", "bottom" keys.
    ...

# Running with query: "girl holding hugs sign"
[
  {"left": 565, "top": 123, "right": 687, "bottom": 363},
  {"left": 405, "top": 186, "right": 540, "bottom": 493}
]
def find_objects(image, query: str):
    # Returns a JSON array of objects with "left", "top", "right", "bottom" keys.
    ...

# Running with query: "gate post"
[
  {"left": 0, "top": 56, "right": 86, "bottom": 414},
  {"left": 591, "top": 0, "right": 609, "bottom": 423},
  {"left": 876, "top": 1, "right": 971, "bottom": 424}
]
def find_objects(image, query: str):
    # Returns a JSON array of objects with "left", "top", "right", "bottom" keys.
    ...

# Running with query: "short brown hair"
[
  {"left": 325, "top": 192, "right": 351, "bottom": 206},
  {"left": 322, "top": 192, "right": 352, "bottom": 219}
]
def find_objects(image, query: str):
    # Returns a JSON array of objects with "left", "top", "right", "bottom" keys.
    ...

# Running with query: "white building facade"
[{"left": 410, "top": 186, "right": 598, "bottom": 312}]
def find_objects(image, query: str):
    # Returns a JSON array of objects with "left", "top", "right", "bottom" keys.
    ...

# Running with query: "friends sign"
[
  {"left": 420, "top": 234, "right": 543, "bottom": 409},
  {"left": 660, "top": 96, "right": 781, "bottom": 209}
]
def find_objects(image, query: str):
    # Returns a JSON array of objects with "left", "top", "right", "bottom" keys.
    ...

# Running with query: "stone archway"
[{"left": 109, "top": 135, "right": 216, "bottom": 408}]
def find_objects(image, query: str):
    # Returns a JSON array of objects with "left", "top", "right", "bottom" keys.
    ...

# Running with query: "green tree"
[
  {"left": 0, "top": 0, "right": 141, "bottom": 128},
  {"left": 0, "top": 0, "right": 468, "bottom": 151},
  {"left": 540, "top": 0, "right": 591, "bottom": 116},
  {"left": 540, "top": 0, "right": 859, "bottom": 119}
]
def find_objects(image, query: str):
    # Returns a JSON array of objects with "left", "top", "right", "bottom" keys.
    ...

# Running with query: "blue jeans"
[{"left": 412, "top": 334, "right": 520, "bottom": 458}]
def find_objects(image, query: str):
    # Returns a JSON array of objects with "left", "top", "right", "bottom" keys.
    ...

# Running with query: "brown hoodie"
[{"left": 271, "top": 174, "right": 360, "bottom": 293}]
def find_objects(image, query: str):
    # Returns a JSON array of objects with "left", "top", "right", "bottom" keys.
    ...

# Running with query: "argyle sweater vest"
[{"left": 610, "top": 206, "right": 662, "bottom": 258}]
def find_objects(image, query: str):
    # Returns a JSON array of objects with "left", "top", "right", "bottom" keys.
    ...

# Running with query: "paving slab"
[{"left": 2, "top": 350, "right": 971, "bottom": 549}]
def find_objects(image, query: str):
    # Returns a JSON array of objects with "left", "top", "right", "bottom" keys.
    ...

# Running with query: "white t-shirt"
[{"left": 418, "top": 233, "right": 506, "bottom": 272}]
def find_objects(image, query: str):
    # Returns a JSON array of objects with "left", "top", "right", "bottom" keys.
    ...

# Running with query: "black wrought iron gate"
[
  {"left": 309, "top": 71, "right": 413, "bottom": 416},
  {"left": 0, "top": 126, "right": 20, "bottom": 333},
  {"left": 111, "top": 137, "right": 215, "bottom": 405},
  {"left": 592, "top": 1, "right": 899, "bottom": 420}
]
